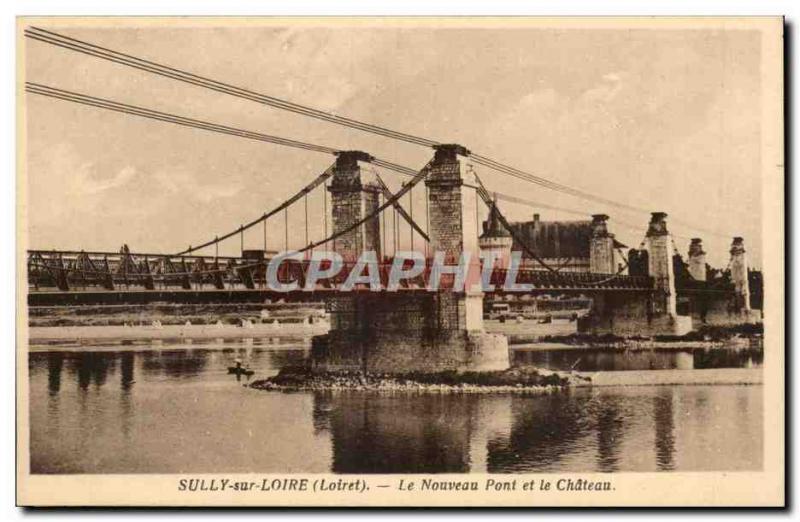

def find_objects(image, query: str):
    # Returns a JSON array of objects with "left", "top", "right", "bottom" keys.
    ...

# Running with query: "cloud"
[
  {"left": 193, "top": 183, "right": 242, "bottom": 203},
  {"left": 602, "top": 72, "right": 621, "bottom": 82},
  {"left": 518, "top": 88, "right": 559, "bottom": 110},
  {"left": 582, "top": 72, "right": 624, "bottom": 103},
  {"left": 150, "top": 165, "right": 243, "bottom": 203},
  {"left": 80, "top": 165, "right": 138, "bottom": 194}
]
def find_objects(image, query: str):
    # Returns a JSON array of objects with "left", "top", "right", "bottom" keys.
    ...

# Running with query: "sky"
[{"left": 24, "top": 22, "right": 764, "bottom": 268}]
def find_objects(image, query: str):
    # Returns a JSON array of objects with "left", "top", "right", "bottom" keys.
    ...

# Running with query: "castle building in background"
[{"left": 502, "top": 213, "right": 627, "bottom": 273}]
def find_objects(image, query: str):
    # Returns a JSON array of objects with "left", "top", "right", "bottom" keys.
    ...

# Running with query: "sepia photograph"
[{"left": 15, "top": 16, "right": 784, "bottom": 507}]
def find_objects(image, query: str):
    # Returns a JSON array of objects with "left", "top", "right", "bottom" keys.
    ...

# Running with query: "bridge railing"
[
  {"left": 675, "top": 277, "right": 736, "bottom": 294},
  {"left": 490, "top": 268, "right": 654, "bottom": 291},
  {"left": 27, "top": 249, "right": 656, "bottom": 293}
]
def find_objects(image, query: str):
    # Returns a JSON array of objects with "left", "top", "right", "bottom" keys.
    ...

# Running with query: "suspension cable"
[
  {"left": 27, "top": 83, "right": 715, "bottom": 250},
  {"left": 323, "top": 180, "right": 328, "bottom": 240},
  {"left": 293, "top": 161, "right": 432, "bottom": 255},
  {"left": 26, "top": 83, "right": 339, "bottom": 155},
  {"left": 409, "top": 184, "right": 415, "bottom": 251},
  {"left": 175, "top": 164, "right": 335, "bottom": 255},
  {"left": 22, "top": 28, "right": 647, "bottom": 214},
  {"left": 26, "top": 82, "right": 425, "bottom": 256},
  {"left": 25, "top": 27, "right": 738, "bottom": 240},
  {"left": 25, "top": 27, "right": 438, "bottom": 148},
  {"left": 470, "top": 173, "right": 557, "bottom": 273},
  {"left": 381, "top": 194, "right": 389, "bottom": 260},
  {"left": 373, "top": 174, "right": 429, "bottom": 242},
  {"left": 304, "top": 192, "right": 309, "bottom": 247}
]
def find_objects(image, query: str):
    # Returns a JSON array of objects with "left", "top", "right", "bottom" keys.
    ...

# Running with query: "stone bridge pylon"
[
  {"left": 578, "top": 212, "right": 693, "bottom": 336},
  {"left": 311, "top": 144, "right": 510, "bottom": 374}
]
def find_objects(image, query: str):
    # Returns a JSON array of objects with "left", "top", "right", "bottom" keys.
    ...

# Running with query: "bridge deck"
[{"left": 27, "top": 249, "right": 656, "bottom": 299}]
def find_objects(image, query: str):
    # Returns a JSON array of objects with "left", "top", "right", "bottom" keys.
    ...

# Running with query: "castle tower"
[{"left": 478, "top": 201, "right": 513, "bottom": 270}]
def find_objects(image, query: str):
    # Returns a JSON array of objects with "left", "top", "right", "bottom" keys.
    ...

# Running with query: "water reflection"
[
  {"left": 30, "top": 345, "right": 763, "bottom": 474},
  {"left": 30, "top": 344, "right": 329, "bottom": 474},
  {"left": 73, "top": 352, "right": 113, "bottom": 390},
  {"left": 595, "top": 397, "right": 624, "bottom": 472},
  {"left": 513, "top": 347, "right": 763, "bottom": 372},
  {"left": 487, "top": 395, "right": 588, "bottom": 472},
  {"left": 119, "top": 352, "right": 135, "bottom": 439},
  {"left": 315, "top": 392, "right": 478, "bottom": 473},
  {"left": 653, "top": 387, "right": 676, "bottom": 471},
  {"left": 140, "top": 350, "right": 210, "bottom": 377},
  {"left": 120, "top": 352, "right": 135, "bottom": 391},
  {"left": 47, "top": 353, "right": 63, "bottom": 396}
]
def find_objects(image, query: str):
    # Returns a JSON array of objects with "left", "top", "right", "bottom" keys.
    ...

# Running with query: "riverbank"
[
  {"left": 511, "top": 337, "right": 760, "bottom": 352},
  {"left": 28, "top": 302, "right": 326, "bottom": 327},
  {"left": 506, "top": 323, "right": 763, "bottom": 349},
  {"left": 573, "top": 367, "right": 763, "bottom": 387},
  {"left": 251, "top": 364, "right": 763, "bottom": 393},
  {"left": 28, "top": 322, "right": 328, "bottom": 344},
  {"left": 251, "top": 366, "right": 578, "bottom": 394},
  {"left": 27, "top": 323, "right": 762, "bottom": 347}
]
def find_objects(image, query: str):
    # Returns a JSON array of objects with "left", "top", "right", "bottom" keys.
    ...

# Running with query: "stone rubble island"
[{"left": 250, "top": 365, "right": 584, "bottom": 394}]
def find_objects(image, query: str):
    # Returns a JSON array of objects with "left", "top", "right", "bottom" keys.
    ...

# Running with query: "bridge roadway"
[
  {"left": 28, "top": 284, "right": 660, "bottom": 307},
  {"left": 27, "top": 249, "right": 664, "bottom": 306}
]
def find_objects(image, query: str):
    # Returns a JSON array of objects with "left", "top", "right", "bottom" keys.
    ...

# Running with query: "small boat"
[{"left": 228, "top": 366, "right": 255, "bottom": 377}]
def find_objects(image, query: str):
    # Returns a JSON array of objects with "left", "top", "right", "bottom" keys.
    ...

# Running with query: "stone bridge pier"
[
  {"left": 579, "top": 212, "right": 693, "bottom": 336},
  {"left": 685, "top": 237, "right": 762, "bottom": 327},
  {"left": 312, "top": 145, "right": 509, "bottom": 374}
]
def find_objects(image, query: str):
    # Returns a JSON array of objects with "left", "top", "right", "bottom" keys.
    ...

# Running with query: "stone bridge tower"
[
  {"left": 425, "top": 144, "right": 484, "bottom": 332},
  {"left": 312, "top": 145, "right": 509, "bottom": 374},
  {"left": 328, "top": 151, "right": 381, "bottom": 262},
  {"left": 687, "top": 238, "right": 707, "bottom": 281},
  {"left": 730, "top": 237, "right": 751, "bottom": 312},
  {"left": 589, "top": 214, "right": 617, "bottom": 274},
  {"left": 579, "top": 211, "right": 692, "bottom": 336},
  {"left": 646, "top": 212, "right": 678, "bottom": 317}
]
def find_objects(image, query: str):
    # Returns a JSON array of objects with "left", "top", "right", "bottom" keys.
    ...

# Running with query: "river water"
[{"left": 28, "top": 342, "right": 763, "bottom": 474}]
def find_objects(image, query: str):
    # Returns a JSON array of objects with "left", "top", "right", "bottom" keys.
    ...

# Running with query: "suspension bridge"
[{"left": 24, "top": 27, "right": 762, "bottom": 371}]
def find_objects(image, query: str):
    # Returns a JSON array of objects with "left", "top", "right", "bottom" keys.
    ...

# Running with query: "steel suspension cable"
[
  {"left": 175, "top": 164, "right": 335, "bottom": 255},
  {"left": 393, "top": 207, "right": 399, "bottom": 255},
  {"left": 304, "top": 193, "right": 309, "bottom": 247},
  {"left": 409, "top": 185, "right": 415, "bottom": 251},
  {"left": 24, "top": 83, "right": 425, "bottom": 256},
  {"left": 373, "top": 174, "right": 429, "bottom": 242},
  {"left": 25, "top": 27, "right": 438, "bottom": 148},
  {"left": 25, "top": 27, "right": 737, "bottom": 240},
  {"left": 24, "top": 28, "right": 648, "bottom": 215},
  {"left": 28, "top": 84, "right": 713, "bottom": 253},
  {"left": 380, "top": 195, "right": 389, "bottom": 258},
  {"left": 475, "top": 175, "right": 638, "bottom": 282},
  {"left": 425, "top": 185, "right": 430, "bottom": 258},
  {"left": 323, "top": 181, "right": 328, "bottom": 240},
  {"left": 26, "top": 83, "right": 339, "bottom": 155},
  {"left": 293, "top": 162, "right": 433, "bottom": 255},
  {"left": 470, "top": 174, "right": 557, "bottom": 273},
  {"left": 469, "top": 154, "right": 651, "bottom": 215}
]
